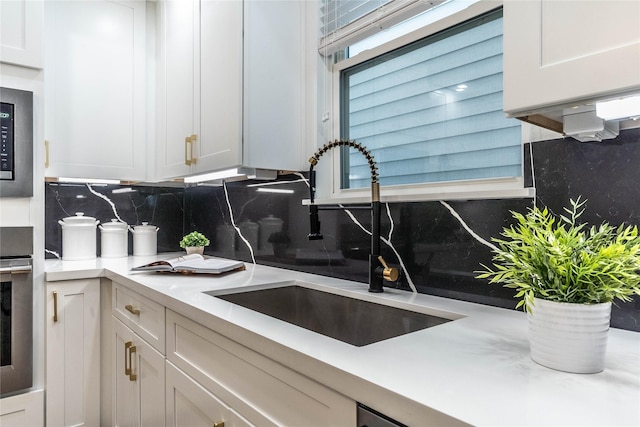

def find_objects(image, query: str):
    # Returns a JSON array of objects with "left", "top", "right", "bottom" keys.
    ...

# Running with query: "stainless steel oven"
[
  {"left": 0, "top": 87, "right": 33, "bottom": 198},
  {"left": 0, "top": 227, "right": 33, "bottom": 396}
]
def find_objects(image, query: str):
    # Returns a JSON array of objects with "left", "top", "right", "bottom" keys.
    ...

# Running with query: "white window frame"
[{"left": 311, "top": 0, "right": 535, "bottom": 205}]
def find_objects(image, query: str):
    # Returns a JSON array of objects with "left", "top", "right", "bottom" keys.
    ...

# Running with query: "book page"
[
  {"left": 168, "top": 253, "right": 205, "bottom": 267},
  {"left": 173, "top": 258, "right": 244, "bottom": 274},
  {"left": 131, "top": 254, "right": 204, "bottom": 271}
]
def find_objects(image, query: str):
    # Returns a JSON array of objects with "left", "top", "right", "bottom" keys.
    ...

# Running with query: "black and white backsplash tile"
[
  {"left": 45, "top": 183, "right": 186, "bottom": 257},
  {"left": 45, "top": 128, "right": 640, "bottom": 331}
]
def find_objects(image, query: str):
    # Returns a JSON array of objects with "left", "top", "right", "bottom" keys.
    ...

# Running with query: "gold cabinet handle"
[
  {"left": 44, "top": 140, "right": 50, "bottom": 168},
  {"left": 189, "top": 134, "right": 197, "bottom": 164},
  {"left": 213, "top": 422, "right": 225, "bottom": 427},
  {"left": 128, "top": 345, "right": 137, "bottom": 381},
  {"left": 53, "top": 290, "right": 58, "bottom": 322},
  {"left": 125, "top": 341, "right": 132, "bottom": 375},
  {"left": 125, "top": 304, "right": 140, "bottom": 315},
  {"left": 184, "top": 136, "right": 192, "bottom": 166}
]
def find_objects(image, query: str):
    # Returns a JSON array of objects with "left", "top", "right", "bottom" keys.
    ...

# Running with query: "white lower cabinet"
[
  {"left": 0, "top": 390, "right": 44, "bottom": 427},
  {"left": 45, "top": 279, "right": 101, "bottom": 427},
  {"left": 166, "top": 361, "right": 252, "bottom": 427},
  {"left": 111, "top": 281, "right": 166, "bottom": 427},
  {"left": 112, "top": 317, "right": 166, "bottom": 427},
  {"left": 166, "top": 310, "right": 356, "bottom": 427},
  {"left": 44, "top": 277, "right": 357, "bottom": 426},
  {"left": 109, "top": 282, "right": 356, "bottom": 427}
]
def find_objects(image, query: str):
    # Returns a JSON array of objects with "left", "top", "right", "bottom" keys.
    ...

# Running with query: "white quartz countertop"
[{"left": 46, "top": 254, "right": 640, "bottom": 426}]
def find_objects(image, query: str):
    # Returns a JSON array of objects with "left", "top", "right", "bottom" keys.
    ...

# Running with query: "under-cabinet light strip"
[
  {"left": 57, "top": 177, "right": 120, "bottom": 185},
  {"left": 256, "top": 188, "right": 295, "bottom": 194}
]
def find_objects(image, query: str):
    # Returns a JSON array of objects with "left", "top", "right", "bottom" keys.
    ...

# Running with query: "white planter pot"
[
  {"left": 528, "top": 297, "right": 611, "bottom": 374},
  {"left": 185, "top": 246, "right": 204, "bottom": 255}
]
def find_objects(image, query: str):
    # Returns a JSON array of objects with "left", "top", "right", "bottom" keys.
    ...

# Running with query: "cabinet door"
[
  {"left": 0, "top": 391, "right": 44, "bottom": 427},
  {"left": 166, "top": 361, "right": 252, "bottom": 427},
  {"left": 44, "top": 0, "right": 147, "bottom": 180},
  {"left": 242, "top": 0, "right": 304, "bottom": 172},
  {"left": 113, "top": 317, "right": 166, "bottom": 427},
  {"left": 156, "top": 0, "right": 197, "bottom": 179},
  {"left": 0, "top": 0, "right": 43, "bottom": 68},
  {"left": 197, "top": 0, "right": 243, "bottom": 172},
  {"left": 503, "top": 0, "right": 640, "bottom": 116},
  {"left": 46, "top": 279, "right": 101, "bottom": 427}
]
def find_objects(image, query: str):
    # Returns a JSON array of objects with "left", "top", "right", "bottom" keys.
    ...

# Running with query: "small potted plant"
[
  {"left": 268, "top": 231, "right": 290, "bottom": 258},
  {"left": 477, "top": 198, "right": 640, "bottom": 373},
  {"left": 179, "top": 231, "right": 210, "bottom": 255}
]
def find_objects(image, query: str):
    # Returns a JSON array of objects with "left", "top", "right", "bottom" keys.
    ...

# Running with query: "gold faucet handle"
[{"left": 377, "top": 256, "right": 399, "bottom": 282}]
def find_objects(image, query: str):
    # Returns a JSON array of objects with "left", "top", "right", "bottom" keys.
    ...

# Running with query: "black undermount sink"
[{"left": 205, "top": 283, "right": 459, "bottom": 346}]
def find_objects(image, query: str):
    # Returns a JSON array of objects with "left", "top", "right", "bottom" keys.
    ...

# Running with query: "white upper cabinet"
[
  {"left": 503, "top": 0, "right": 640, "bottom": 119},
  {"left": 242, "top": 0, "right": 305, "bottom": 172},
  {"left": 44, "top": 0, "right": 147, "bottom": 181},
  {"left": 0, "top": 0, "right": 43, "bottom": 69},
  {"left": 156, "top": 0, "right": 305, "bottom": 181},
  {"left": 156, "top": 0, "right": 242, "bottom": 179}
]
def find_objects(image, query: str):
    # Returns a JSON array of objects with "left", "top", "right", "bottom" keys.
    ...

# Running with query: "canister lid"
[
  {"left": 101, "top": 219, "right": 128, "bottom": 230},
  {"left": 60, "top": 212, "right": 98, "bottom": 225},
  {"left": 132, "top": 222, "right": 158, "bottom": 233}
]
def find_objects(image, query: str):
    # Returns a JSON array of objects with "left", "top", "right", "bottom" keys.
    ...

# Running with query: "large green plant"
[{"left": 477, "top": 198, "right": 640, "bottom": 312}]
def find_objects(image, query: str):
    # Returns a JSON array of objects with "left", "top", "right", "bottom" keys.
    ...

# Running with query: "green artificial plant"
[
  {"left": 179, "top": 231, "right": 210, "bottom": 249},
  {"left": 477, "top": 198, "right": 640, "bottom": 312}
]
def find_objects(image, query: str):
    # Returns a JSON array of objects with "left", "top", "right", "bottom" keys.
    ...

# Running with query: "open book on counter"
[{"left": 131, "top": 254, "right": 245, "bottom": 275}]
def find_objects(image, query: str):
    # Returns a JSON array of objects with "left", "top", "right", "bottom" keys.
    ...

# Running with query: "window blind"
[
  {"left": 320, "top": 0, "right": 446, "bottom": 56},
  {"left": 341, "top": 11, "right": 521, "bottom": 189}
]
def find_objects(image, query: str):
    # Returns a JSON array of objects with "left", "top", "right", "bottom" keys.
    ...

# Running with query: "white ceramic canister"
[
  {"left": 99, "top": 219, "right": 129, "bottom": 258},
  {"left": 130, "top": 222, "right": 159, "bottom": 256},
  {"left": 58, "top": 212, "right": 100, "bottom": 260},
  {"left": 258, "top": 215, "right": 283, "bottom": 250}
]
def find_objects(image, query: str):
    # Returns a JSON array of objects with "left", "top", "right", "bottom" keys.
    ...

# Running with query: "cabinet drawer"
[
  {"left": 113, "top": 282, "right": 165, "bottom": 354},
  {"left": 166, "top": 310, "right": 355, "bottom": 427},
  {"left": 166, "top": 361, "right": 253, "bottom": 427}
]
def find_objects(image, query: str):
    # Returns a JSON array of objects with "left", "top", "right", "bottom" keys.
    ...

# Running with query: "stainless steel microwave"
[{"left": 0, "top": 87, "right": 33, "bottom": 197}]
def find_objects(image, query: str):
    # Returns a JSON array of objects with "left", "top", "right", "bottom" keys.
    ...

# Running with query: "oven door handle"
[{"left": 0, "top": 265, "right": 32, "bottom": 274}]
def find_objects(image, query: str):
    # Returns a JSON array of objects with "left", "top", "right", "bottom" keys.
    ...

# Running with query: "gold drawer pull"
[
  {"left": 128, "top": 345, "right": 137, "bottom": 381},
  {"left": 45, "top": 140, "right": 50, "bottom": 168},
  {"left": 53, "top": 290, "right": 58, "bottom": 322},
  {"left": 213, "top": 422, "right": 225, "bottom": 427},
  {"left": 189, "top": 134, "right": 197, "bottom": 164},
  {"left": 184, "top": 136, "right": 191, "bottom": 165},
  {"left": 125, "top": 341, "right": 132, "bottom": 375},
  {"left": 125, "top": 304, "right": 140, "bottom": 315}
]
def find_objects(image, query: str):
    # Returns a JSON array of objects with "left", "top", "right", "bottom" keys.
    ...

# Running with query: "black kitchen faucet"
[{"left": 307, "top": 139, "right": 399, "bottom": 292}]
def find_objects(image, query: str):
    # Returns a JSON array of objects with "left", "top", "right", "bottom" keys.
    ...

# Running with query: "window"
[
  {"left": 316, "top": 1, "right": 533, "bottom": 202},
  {"left": 340, "top": 9, "right": 522, "bottom": 190}
]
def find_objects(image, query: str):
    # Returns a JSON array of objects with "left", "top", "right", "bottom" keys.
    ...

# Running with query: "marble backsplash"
[{"left": 45, "top": 128, "right": 640, "bottom": 331}]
